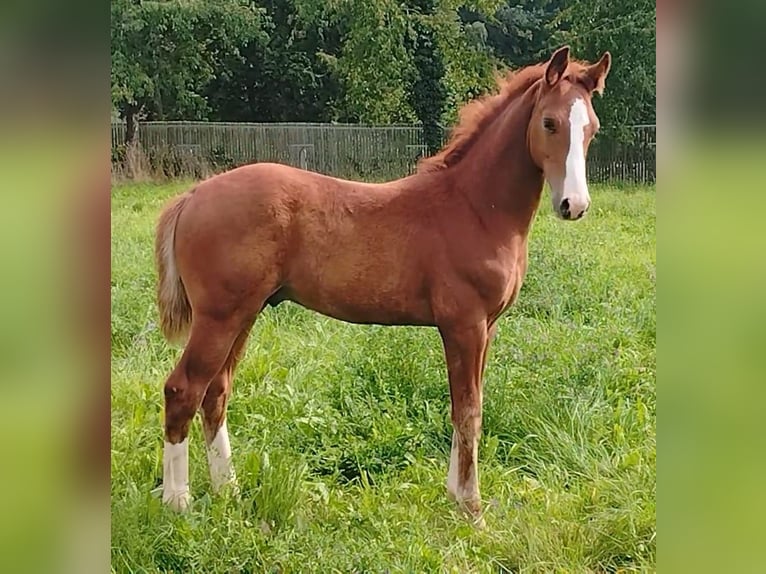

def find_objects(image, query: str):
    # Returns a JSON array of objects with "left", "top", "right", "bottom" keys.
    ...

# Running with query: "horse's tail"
[{"left": 155, "top": 191, "right": 193, "bottom": 345}]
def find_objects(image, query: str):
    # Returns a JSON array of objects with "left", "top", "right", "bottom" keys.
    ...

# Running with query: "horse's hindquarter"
[{"left": 172, "top": 164, "right": 307, "bottom": 315}]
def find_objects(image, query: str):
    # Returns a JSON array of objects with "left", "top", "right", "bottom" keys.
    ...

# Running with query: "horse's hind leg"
[
  {"left": 200, "top": 323, "right": 253, "bottom": 493},
  {"left": 162, "top": 314, "right": 242, "bottom": 511}
]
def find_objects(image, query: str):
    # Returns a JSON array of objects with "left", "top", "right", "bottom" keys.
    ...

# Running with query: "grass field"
[{"left": 111, "top": 180, "right": 655, "bottom": 573}]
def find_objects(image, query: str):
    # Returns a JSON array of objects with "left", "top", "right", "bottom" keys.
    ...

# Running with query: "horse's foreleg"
[
  {"left": 440, "top": 320, "right": 489, "bottom": 527},
  {"left": 481, "top": 322, "right": 498, "bottom": 381},
  {"left": 162, "top": 314, "right": 241, "bottom": 511},
  {"left": 200, "top": 324, "right": 252, "bottom": 494}
]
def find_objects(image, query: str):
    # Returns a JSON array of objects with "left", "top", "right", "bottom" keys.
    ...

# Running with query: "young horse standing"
[{"left": 155, "top": 46, "right": 611, "bottom": 525}]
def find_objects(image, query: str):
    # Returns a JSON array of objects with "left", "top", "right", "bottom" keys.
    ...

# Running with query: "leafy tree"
[
  {"left": 435, "top": 3, "right": 500, "bottom": 126},
  {"left": 405, "top": 0, "right": 503, "bottom": 148},
  {"left": 297, "top": 0, "right": 418, "bottom": 123},
  {"left": 206, "top": 0, "right": 341, "bottom": 122},
  {"left": 552, "top": 0, "right": 655, "bottom": 138},
  {"left": 295, "top": 0, "right": 500, "bottom": 131},
  {"left": 465, "top": 0, "right": 564, "bottom": 67},
  {"left": 111, "top": 0, "right": 267, "bottom": 143},
  {"left": 405, "top": 0, "right": 448, "bottom": 153},
  {"left": 110, "top": 0, "right": 655, "bottom": 142}
]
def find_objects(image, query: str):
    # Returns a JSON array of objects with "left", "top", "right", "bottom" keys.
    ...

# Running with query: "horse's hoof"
[
  {"left": 472, "top": 514, "right": 487, "bottom": 529},
  {"left": 214, "top": 480, "right": 240, "bottom": 497},
  {"left": 162, "top": 490, "right": 192, "bottom": 512},
  {"left": 458, "top": 498, "right": 486, "bottom": 529}
]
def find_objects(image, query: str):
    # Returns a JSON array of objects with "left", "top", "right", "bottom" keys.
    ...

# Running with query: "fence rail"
[{"left": 111, "top": 121, "right": 655, "bottom": 183}]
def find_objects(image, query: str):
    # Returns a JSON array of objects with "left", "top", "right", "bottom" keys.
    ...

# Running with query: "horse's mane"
[{"left": 417, "top": 60, "right": 593, "bottom": 173}]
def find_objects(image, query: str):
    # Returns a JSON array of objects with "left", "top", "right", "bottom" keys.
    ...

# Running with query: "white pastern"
[
  {"left": 447, "top": 431, "right": 459, "bottom": 497},
  {"left": 563, "top": 98, "right": 591, "bottom": 216},
  {"left": 162, "top": 438, "right": 191, "bottom": 511},
  {"left": 458, "top": 435, "right": 480, "bottom": 502},
  {"left": 206, "top": 419, "right": 237, "bottom": 493}
]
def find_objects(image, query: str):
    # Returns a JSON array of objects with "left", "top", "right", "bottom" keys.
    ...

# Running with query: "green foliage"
[
  {"left": 206, "top": 0, "right": 342, "bottom": 122},
  {"left": 408, "top": 18, "right": 447, "bottom": 153},
  {"left": 436, "top": 9, "right": 500, "bottom": 125},
  {"left": 111, "top": 181, "right": 655, "bottom": 572},
  {"left": 110, "top": 0, "right": 268, "bottom": 121},
  {"left": 552, "top": 0, "right": 656, "bottom": 139},
  {"left": 318, "top": 0, "right": 418, "bottom": 123},
  {"left": 110, "top": 0, "right": 656, "bottom": 136},
  {"left": 463, "top": 0, "right": 563, "bottom": 66}
]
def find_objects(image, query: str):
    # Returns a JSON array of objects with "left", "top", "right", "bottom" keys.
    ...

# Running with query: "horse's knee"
[
  {"left": 201, "top": 371, "right": 228, "bottom": 402},
  {"left": 200, "top": 376, "right": 229, "bottom": 441},
  {"left": 164, "top": 372, "right": 203, "bottom": 444}
]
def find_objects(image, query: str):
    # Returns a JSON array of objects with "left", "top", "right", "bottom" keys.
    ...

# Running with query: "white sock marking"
[
  {"left": 448, "top": 431, "right": 480, "bottom": 502},
  {"left": 206, "top": 419, "right": 237, "bottom": 492},
  {"left": 447, "top": 431, "right": 459, "bottom": 496},
  {"left": 458, "top": 435, "right": 480, "bottom": 502},
  {"left": 162, "top": 438, "right": 191, "bottom": 511}
]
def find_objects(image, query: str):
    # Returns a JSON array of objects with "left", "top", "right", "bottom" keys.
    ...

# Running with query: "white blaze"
[
  {"left": 163, "top": 438, "right": 191, "bottom": 511},
  {"left": 563, "top": 98, "right": 591, "bottom": 217},
  {"left": 206, "top": 419, "right": 237, "bottom": 492}
]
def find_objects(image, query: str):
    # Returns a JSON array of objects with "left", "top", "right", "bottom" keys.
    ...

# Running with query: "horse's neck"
[{"left": 454, "top": 86, "right": 545, "bottom": 236}]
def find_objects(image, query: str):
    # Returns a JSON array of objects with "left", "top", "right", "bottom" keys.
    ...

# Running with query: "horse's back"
[{"left": 171, "top": 162, "right": 397, "bottom": 291}]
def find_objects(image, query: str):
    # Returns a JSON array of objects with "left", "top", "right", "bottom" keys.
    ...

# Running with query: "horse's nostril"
[{"left": 560, "top": 198, "right": 570, "bottom": 218}]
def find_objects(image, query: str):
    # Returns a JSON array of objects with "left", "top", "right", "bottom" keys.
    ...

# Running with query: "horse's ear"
[
  {"left": 545, "top": 46, "right": 570, "bottom": 87},
  {"left": 587, "top": 51, "right": 612, "bottom": 95}
]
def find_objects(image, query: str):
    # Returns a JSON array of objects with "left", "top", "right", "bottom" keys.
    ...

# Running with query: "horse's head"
[{"left": 528, "top": 46, "right": 611, "bottom": 221}]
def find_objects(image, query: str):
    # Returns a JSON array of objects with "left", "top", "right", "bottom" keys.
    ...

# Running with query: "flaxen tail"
[{"left": 155, "top": 192, "right": 193, "bottom": 344}]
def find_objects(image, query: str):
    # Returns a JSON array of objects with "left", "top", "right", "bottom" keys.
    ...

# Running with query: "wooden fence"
[
  {"left": 587, "top": 124, "right": 656, "bottom": 183},
  {"left": 111, "top": 121, "right": 655, "bottom": 183}
]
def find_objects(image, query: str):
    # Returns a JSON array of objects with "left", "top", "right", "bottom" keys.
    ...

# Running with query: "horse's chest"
[{"left": 479, "top": 253, "right": 527, "bottom": 320}]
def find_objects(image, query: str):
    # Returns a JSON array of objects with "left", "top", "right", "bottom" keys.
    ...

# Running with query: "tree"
[
  {"left": 111, "top": 0, "right": 267, "bottom": 143},
  {"left": 435, "top": 1, "right": 501, "bottom": 126},
  {"left": 205, "top": 0, "right": 342, "bottom": 122},
  {"left": 405, "top": 0, "right": 448, "bottom": 153},
  {"left": 552, "top": 0, "right": 655, "bottom": 138},
  {"left": 296, "top": 0, "right": 419, "bottom": 123},
  {"left": 110, "top": 0, "right": 655, "bottom": 140},
  {"left": 460, "top": 0, "right": 562, "bottom": 69},
  {"left": 296, "top": 0, "right": 500, "bottom": 130}
]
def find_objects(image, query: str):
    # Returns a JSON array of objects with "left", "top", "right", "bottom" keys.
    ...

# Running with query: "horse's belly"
[
  {"left": 293, "top": 298, "right": 433, "bottom": 325},
  {"left": 286, "top": 282, "right": 435, "bottom": 326}
]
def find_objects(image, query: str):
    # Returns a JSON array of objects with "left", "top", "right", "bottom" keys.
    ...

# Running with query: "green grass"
[{"left": 111, "top": 180, "right": 655, "bottom": 573}]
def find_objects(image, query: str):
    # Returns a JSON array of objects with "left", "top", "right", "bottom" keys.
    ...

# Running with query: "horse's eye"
[{"left": 543, "top": 118, "right": 556, "bottom": 133}]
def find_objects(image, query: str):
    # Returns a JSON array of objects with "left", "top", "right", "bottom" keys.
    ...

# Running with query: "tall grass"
[{"left": 111, "top": 181, "right": 655, "bottom": 572}]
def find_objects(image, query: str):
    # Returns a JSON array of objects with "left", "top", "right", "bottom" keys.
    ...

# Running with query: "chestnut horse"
[{"left": 155, "top": 46, "right": 611, "bottom": 525}]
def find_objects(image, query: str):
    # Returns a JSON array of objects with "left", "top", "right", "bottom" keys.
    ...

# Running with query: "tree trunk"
[
  {"left": 123, "top": 103, "right": 143, "bottom": 179},
  {"left": 411, "top": 25, "right": 446, "bottom": 155},
  {"left": 124, "top": 103, "right": 139, "bottom": 146},
  {"left": 405, "top": 4, "right": 447, "bottom": 156}
]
